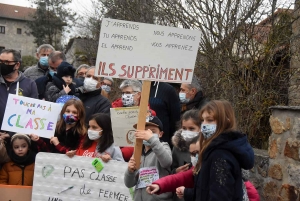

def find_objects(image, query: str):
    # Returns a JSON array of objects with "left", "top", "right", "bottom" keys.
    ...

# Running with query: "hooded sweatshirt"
[
  {"left": 152, "top": 131, "right": 254, "bottom": 201},
  {"left": 124, "top": 136, "right": 173, "bottom": 201},
  {"left": 0, "top": 72, "right": 38, "bottom": 132}
]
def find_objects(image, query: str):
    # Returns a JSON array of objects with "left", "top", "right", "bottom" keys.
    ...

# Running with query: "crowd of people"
[{"left": 0, "top": 45, "right": 259, "bottom": 201}]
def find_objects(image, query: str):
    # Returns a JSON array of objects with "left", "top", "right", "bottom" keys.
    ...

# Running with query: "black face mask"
[{"left": 0, "top": 63, "right": 16, "bottom": 76}]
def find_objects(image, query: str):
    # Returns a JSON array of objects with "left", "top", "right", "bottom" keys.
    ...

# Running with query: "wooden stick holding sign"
[{"left": 133, "top": 80, "right": 151, "bottom": 169}]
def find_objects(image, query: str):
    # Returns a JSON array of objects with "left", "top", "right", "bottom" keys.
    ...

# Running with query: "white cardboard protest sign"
[
  {"left": 1, "top": 94, "right": 61, "bottom": 138},
  {"left": 110, "top": 107, "right": 139, "bottom": 147},
  {"left": 95, "top": 18, "right": 201, "bottom": 83},
  {"left": 32, "top": 153, "right": 132, "bottom": 201}
]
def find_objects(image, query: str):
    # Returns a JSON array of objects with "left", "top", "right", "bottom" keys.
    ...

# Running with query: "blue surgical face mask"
[
  {"left": 201, "top": 124, "right": 217, "bottom": 139},
  {"left": 39, "top": 56, "right": 49, "bottom": 67},
  {"left": 179, "top": 92, "right": 190, "bottom": 103},
  {"left": 143, "top": 133, "right": 159, "bottom": 146},
  {"left": 101, "top": 85, "right": 111, "bottom": 93},
  {"left": 49, "top": 70, "right": 55, "bottom": 77}
]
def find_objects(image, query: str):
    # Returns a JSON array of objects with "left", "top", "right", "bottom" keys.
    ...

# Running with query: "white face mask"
[
  {"left": 201, "top": 124, "right": 217, "bottom": 139},
  {"left": 122, "top": 93, "right": 135, "bottom": 107},
  {"left": 181, "top": 130, "right": 199, "bottom": 140},
  {"left": 179, "top": 92, "right": 190, "bottom": 103},
  {"left": 191, "top": 154, "right": 198, "bottom": 166},
  {"left": 84, "top": 77, "right": 98, "bottom": 92},
  {"left": 87, "top": 129, "right": 102, "bottom": 140}
]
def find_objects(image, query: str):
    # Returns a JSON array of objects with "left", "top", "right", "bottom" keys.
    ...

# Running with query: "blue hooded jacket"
[
  {"left": 184, "top": 131, "right": 254, "bottom": 201},
  {"left": 0, "top": 72, "right": 38, "bottom": 132}
]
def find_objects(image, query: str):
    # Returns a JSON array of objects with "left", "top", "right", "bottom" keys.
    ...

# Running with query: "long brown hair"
[
  {"left": 56, "top": 99, "right": 87, "bottom": 136},
  {"left": 82, "top": 113, "right": 114, "bottom": 153},
  {"left": 193, "top": 100, "right": 237, "bottom": 174}
]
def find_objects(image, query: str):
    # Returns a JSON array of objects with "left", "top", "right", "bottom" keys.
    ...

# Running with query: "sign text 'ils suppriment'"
[
  {"left": 1, "top": 94, "right": 61, "bottom": 138},
  {"left": 95, "top": 18, "right": 201, "bottom": 83}
]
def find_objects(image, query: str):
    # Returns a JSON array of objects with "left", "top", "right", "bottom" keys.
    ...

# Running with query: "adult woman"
[{"left": 147, "top": 100, "right": 254, "bottom": 201}]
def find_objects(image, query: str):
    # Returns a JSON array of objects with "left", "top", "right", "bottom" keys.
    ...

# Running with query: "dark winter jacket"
[
  {"left": 181, "top": 91, "right": 208, "bottom": 115},
  {"left": 149, "top": 82, "right": 181, "bottom": 146},
  {"left": 0, "top": 72, "right": 38, "bottom": 132},
  {"left": 44, "top": 74, "right": 76, "bottom": 102},
  {"left": 36, "top": 73, "right": 83, "bottom": 100},
  {"left": 35, "top": 72, "right": 52, "bottom": 99},
  {"left": 154, "top": 131, "right": 254, "bottom": 201},
  {"left": 79, "top": 88, "right": 111, "bottom": 123}
]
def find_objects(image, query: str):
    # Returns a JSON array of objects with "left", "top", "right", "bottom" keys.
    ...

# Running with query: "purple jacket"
[{"left": 0, "top": 72, "right": 38, "bottom": 132}]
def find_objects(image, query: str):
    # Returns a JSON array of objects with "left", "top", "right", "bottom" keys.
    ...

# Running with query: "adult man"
[
  {"left": 35, "top": 51, "right": 69, "bottom": 99},
  {"left": 149, "top": 82, "right": 181, "bottom": 146},
  {"left": 23, "top": 44, "right": 54, "bottom": 80},
  {"left": 0, "top": 49, "right": 38, "bottom": 138},
  {"left": 77, "top": 67, "right": 111, "bottom": 123},
  {"left": 179, "top": 75, "right": 207, "bottom": 114}
]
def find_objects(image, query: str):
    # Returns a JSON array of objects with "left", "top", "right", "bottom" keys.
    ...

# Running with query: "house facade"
[{"left": 0, "top": 3, "right": 36, "bottom": 56}]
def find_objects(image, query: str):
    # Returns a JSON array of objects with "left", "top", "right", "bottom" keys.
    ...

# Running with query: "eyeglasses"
[{"left": 0, "top": 60, "right": 18, "bottom": 65}]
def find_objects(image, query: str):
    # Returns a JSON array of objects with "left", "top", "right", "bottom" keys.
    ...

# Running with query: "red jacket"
[
  {"left": 153, "top": 168, "right": 260, "bottom": 201},
  {"left": 112, "top": 98, "right": 156, "bottom": 116},
  {"left": 153, "top": 168, "right": 194, "bottom": 194}
]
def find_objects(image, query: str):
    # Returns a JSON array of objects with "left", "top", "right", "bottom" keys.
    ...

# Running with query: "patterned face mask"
[
  {"left": 201, "top": 124, "right": 217, "bottom": 139},
  {"left": 122, "top": 93, "right": 136, "bottom": 107},
  {"left": 63, "top": 114, "right": 78, "bottom": 125}
]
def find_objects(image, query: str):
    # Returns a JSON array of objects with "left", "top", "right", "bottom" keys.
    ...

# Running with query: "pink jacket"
[
  {"left": 153, "top": 168, "right": 260, "bottom": 201},
  {"left": 245, "top": 181, "right": 260, "bottom": 201}
]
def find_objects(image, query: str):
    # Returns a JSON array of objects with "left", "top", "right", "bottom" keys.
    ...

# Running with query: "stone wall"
[
  {"left": 0, "top": 18, "right": 36, "bottom": 56},
  {"left": 289, "top": 0, "right": 300, "bottom": 106},
  {"left": 249, "top": 106, "right": 300, "bottom": 201}
]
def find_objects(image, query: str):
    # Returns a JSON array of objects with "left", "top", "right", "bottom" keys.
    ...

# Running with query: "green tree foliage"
[
  {"left": 28, "top": 0, "right": 76, "bottom": 49},
  {"left": 21, "top": 55, "right": 37, "bottom": 72}
]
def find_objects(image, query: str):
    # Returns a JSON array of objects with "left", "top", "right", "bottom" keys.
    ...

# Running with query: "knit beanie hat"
[
  {"left": 56, "top": 61, "right": 76, "bottom": 78},
  {"left": 11, "top": 133, "right": 31, "bottom": 145}
]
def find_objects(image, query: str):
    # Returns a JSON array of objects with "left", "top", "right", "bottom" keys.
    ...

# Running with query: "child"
[
  {"left": 76, "top": 113, "right": 124, "bottom": 162},
  {"left": 45, "top": 61, "right": 76, "bottom": 102},
  {"left": 146, "top": 100, "right": 255, "bottom": 201},
  {"left": 32, "top": 99, "right": 87, "bottom": 154},
  {"left": 0, "top": 133, "right": 36, "bottom": 186},
  {"left": 171, "top": 109, "right": 201, "bottom": 174},
  {"left": 124, "top": 116, "right": 173, "bottom": 201}
]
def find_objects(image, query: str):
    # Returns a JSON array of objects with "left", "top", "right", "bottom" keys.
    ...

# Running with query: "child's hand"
[
  {"left": 50, "top": 137, "right": 59, "bottom": 146},
  {"left": 146, "top": 184, "right": 160, "bottom": 194},
  {"left": 100, "top": 152, "right": 112, "bottom": 163},
  {"left": 63, "top": 85, "right": 71, "bottom": 94},
  {"left": 29, "top": 134, "right": 39, "bottom": 142},
  {"left": 128, "top": 157, "right": 136, "bottom": 173},
  {"left": 0, "top": 132, "right": 9, "bottom": 140},
  {"left": 176, "top": 163, "right": 191, "bottom": 173},
  {"left": 135, "top": 129, "right": 153, "bottom": 141},
  {"left": 176, "top": 186, "right": 185, "bottom": 199},
  {"left": 66, "top": 150, "right": 77, "bottom": 158}
]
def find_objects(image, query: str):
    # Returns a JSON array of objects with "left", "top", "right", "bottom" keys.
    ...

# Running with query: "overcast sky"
[{"left": 0, "top": 0, "right": 93, "bottom": 14}]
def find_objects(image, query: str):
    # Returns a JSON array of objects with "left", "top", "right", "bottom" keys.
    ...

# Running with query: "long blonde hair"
[{"left": 193, "top": 100, "right": 237, "bottom": 174}]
